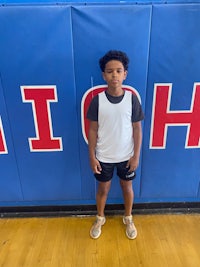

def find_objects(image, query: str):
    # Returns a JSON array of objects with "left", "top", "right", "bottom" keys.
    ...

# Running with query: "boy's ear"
[
  {"left": 102, "top": 72, "right": 106, "bottom": 80},
  {"left": 124, "top": 70, "right": 128, "bottom": 80}
]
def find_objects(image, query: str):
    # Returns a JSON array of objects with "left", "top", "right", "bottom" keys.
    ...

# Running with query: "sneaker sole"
[
  {"left": 90, "top": 229, "right": 101, "bottom": 239},
  {"left": 125, "top": 229, "right": 137, "bottom": 240}
]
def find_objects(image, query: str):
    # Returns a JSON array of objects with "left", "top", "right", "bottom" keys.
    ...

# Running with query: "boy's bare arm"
[
  {"left": 127, "top": 121, "right": 142, "bottom": 172},
  {"left": 88, "top": 121, "right": 102, "bottom": 174}
]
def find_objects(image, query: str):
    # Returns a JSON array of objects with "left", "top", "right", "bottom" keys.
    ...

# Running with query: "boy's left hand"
[{"left": 126, "top": 156, "right": 139, "bottom": 172}]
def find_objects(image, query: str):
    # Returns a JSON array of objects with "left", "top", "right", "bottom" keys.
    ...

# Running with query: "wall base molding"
[{"left": 0, "top": 202, "right": 200, "bottom": 218}]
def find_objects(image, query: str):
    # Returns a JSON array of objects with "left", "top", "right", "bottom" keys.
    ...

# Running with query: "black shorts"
[{"left": 94, "top": 160, "right": 136, "bottom": 182}]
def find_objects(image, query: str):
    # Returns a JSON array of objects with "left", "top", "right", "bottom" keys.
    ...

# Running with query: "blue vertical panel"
[
  {"left": 142, "top": 4, "right": 200, "bottom": 200},
  {"left": 0, "top": 6, "right": 81, "bottom": 202},
  {"left": 72, "top": 5, "right": 152, "bottom": 202},
  {"left": 0, "top": 78, "right": 23, "bottom": 201}
]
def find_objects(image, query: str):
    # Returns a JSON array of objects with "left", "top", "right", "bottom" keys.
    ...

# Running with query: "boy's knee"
[
  {"left": 98, "top": 183, "right": 110, "bottom": 196},
  {"left": 120, "top": 181, "right": 133, "bottom": 193}
]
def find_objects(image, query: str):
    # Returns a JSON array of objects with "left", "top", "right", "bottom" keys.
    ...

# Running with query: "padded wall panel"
[
  {"left": 0, "top": 6, "right": 81, "bottom": 201},
  {"left": 72, "top": 5, "right": 152, "bottom": 201},
  {"left": 0, "top": 79, "right": 23, "bottom": 201},
  {"left": 141, "top": 4, "right": 200, "bottom": 199}
]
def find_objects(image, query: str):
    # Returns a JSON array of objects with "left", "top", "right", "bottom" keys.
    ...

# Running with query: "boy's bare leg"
[
  {"left": 120, "top": 180, "right": 134, "bottom": 216},
  {"left": 96, "top": 181, "right": 111, "bottom": 216}
]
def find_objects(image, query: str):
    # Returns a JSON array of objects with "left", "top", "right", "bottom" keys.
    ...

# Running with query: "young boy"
[{"left": 87, "top": 50, "right": 144, "bottom": 239}]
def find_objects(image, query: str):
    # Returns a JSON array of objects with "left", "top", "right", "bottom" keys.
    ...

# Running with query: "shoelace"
[
  {"left": 126, "top": 219, "right": 133, "bottom": 225},
  {"left": 94, "top": 219, "right": 102, "bottom": 229}
]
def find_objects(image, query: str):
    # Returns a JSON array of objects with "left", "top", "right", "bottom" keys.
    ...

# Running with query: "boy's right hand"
[{"left": 90, "top": 158, "right": 102, "bottom": 174}]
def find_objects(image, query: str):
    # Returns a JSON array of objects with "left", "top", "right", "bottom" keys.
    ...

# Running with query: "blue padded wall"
[
  {"left": 72, "top": 5, "right": 151, "bottom": 202},
  {"left": 142, "top": 4, "right": 200, "bottom": 201},
  {"left": 0, "top": 2, "right": 200, "bottom": 206},
  {"left": 0, "top": 6, "right": 81, "bottom": 203}
]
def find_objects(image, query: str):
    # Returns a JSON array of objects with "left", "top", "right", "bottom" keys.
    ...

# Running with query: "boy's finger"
[
  {"left": 126, "top": 161, "right": 130, "bottom": 168},
  {"left": 97, "top": 162, "right": 102, "bottom": 171}
]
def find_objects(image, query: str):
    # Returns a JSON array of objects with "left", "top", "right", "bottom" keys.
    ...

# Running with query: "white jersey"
[{"left": 96, "top": 90, "right": 134, "bottom": 163}]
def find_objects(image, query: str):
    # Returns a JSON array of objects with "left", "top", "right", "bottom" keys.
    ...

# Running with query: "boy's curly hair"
[{"left": 99, "top": 50, "right": 129, "bottom": 72}]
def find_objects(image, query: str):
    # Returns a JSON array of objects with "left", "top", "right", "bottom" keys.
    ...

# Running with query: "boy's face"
[{"left": 102, "top": 60, "right": 127, "bottom": 90}]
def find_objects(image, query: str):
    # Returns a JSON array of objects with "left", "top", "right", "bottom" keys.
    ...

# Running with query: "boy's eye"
[{"left": 105, "top": 69, "right": 123, "bottom": 74}]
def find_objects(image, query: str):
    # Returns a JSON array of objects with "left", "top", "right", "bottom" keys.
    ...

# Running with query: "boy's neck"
[{"left": 106, "top": 87, "right": 124, "bottom": 97}]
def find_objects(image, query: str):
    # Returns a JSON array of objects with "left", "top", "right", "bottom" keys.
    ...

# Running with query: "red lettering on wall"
[
  {"left": 0, "top": 117, "right": 8, "bottom": 154},
  {"left": 21, "top": 86, "right": 63, "bottom": 152},
  {"left": 150, "top": 83, "right": 200, "bottom": 148}
]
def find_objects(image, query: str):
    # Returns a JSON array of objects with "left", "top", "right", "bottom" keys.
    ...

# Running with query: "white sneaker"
[
  {"left": 90, "top": 215, "right": 106, "bottom": 239},
  {"left": 123, "top": 215, "right": 137, "bottom": 239}
]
